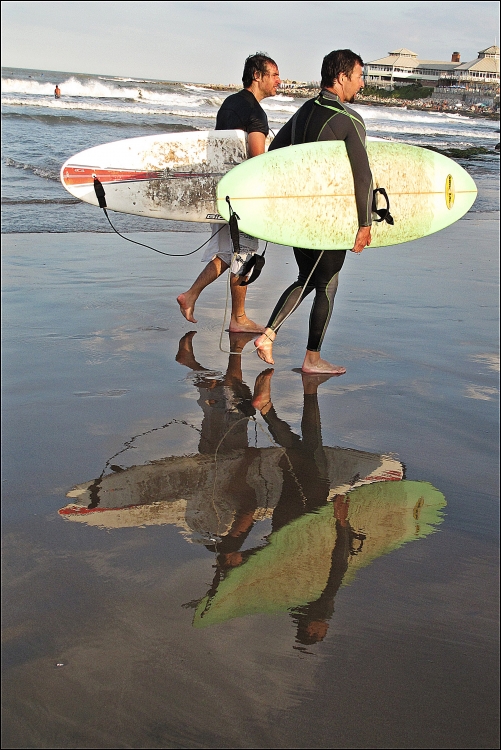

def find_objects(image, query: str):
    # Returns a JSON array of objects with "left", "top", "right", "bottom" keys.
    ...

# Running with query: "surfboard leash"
[
  {"left": 93, "top": 176, "right": 225, "bottom": 257},
  {"left": 219, "top": 196, "right": 326, "bottom": 357}
]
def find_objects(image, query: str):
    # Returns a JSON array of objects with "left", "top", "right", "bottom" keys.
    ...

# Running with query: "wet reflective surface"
[
  {"left": 2, "top": 221, "right": 499, "bottom": 748},
  {"left": 60, "top": 334, "right": 446, "bottom": 646}
]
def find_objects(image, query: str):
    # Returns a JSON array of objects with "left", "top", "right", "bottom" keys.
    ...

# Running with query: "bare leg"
[
  {"left": 229, "top": 274, "right": 264, "bottom": 333},
  {"left": 226, "top": 331, "right": 255, "bottom": 382},
  {"left": 252, "top": 368, "right": 274, "bottom": 415},
  {"left": 175, "top": 331, "right": 207, "bottom": 371},
  {"left": 177, "top": 256, "right": 229, "bottom": 323},
  {"left": 254, "top": 327, "right": 276, "bottom": 365},
  {"left": 301, "top": 350, "right": 346, "bottom": 375}
]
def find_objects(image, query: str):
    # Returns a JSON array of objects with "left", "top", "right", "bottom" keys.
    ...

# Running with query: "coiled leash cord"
[{"left": 93, "top": 176, "right": 225, "bottom": 256}]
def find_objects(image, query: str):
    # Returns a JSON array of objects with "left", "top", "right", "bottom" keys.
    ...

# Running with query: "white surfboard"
[{"left": 60, "top": 130, "right": 258, "bottom": 223}]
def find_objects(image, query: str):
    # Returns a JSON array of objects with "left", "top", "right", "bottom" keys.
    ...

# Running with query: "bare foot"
[
  {"left": 252, "top": 368, "right": 274, "bottom": 411},
  {"left": 301, "top": 355, "right": 346, "bottom": 375},
  {"left": 175, "top": 331, "right": 206, "bottom": 371},
  {"left": 254, "top": 330, "right": 275, "bottom": 365},
  {"left": 177, "top": 292, "right": 197, "bottom": 323},
  {"left": 229, "top": 314, "right": 264, "bottom": 333}
]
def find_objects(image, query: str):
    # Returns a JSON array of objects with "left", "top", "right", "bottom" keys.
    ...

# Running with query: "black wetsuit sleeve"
[{"left": 320, "top": 107, "right": 373, "bottom": 227}]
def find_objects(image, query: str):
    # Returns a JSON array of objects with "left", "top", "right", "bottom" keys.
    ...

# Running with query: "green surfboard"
[{"left": 216, "top": 141, "right": 477, "bottom": 249}]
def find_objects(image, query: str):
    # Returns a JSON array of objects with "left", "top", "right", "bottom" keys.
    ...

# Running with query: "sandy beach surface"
[{"left": 2, "top": 215, "right": 499, "bottom": 749}]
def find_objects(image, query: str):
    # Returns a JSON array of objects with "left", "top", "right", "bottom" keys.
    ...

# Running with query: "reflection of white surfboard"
[
  {"left": 216, "top": 141, "right": 477, "bottom": 248},
  {"left": 60, "top": 130, "right": 258, "bottom": 223},
  {"left": 59, "top": 447, "right": 403, "bottom": 536}
]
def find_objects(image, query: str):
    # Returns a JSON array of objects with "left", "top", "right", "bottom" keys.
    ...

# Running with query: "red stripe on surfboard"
[
  {"left": 59, "top": 504, "right": 141, "bottom": 515},
  {"left": 62, "top": 166, "right": 214, "bottom": 187},
  {"left": 62, "top": 166, "right": 162, "bottom": 187}
]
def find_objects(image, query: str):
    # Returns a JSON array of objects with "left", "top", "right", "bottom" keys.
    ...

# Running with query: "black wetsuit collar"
[{"left": 319, "top": 90, "right": 343, "bottom": 104}]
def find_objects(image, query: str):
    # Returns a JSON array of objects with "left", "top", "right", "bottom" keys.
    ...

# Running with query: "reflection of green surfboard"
[
  {"left": 216, "top": 141, "right": 477, "bottom": 249},
  {"left": 193, "top": 481, "right": 446, "bottom": 628}
]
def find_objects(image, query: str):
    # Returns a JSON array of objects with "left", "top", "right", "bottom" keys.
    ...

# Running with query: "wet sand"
[{"left": 2, "top": 217, "right": 499, "bottom": 749}]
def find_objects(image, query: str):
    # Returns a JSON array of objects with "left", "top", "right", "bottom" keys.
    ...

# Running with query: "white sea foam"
[
  {"left": 1, "top": 96, "right": 218, "bottom": 119},
  {"left": 366, "top": 123, "right": 498, "bottom": 140},
  {"left": 354, "top": 105, "right": 496, "bottom": 131},
  {"left": 183, "top": 84, "right": 217, "bottom": 92},
  {"left": 2, "top": 77, "right": 138, "bottom": 99},
  {"left": 262, "top": 101, "right": 297, "bottom": 114},
  {"left": 98, "top": 76, "right": 161, "bottom": 84}
]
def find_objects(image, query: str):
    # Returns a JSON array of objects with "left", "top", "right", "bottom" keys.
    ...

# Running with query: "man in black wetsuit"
[
  {"left": 254, "top": 49, "right": 373, "bottom": 374},
  {"left": 177, "top": 53, "right": 281, "bottom": 333}
]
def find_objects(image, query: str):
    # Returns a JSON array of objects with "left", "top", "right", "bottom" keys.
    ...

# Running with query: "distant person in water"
[
  {"left": 254, "top": 49, "right": 373, "bottom": 374},
  {"left": 54, "top": 85, "right": 61, "bottom": 99},
  {"left": 177, "top": 53, "right": 281, "bottom": 333}
]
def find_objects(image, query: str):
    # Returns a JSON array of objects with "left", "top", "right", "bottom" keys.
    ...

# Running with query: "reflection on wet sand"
[{"left": 60, "top": 332, "right": 446, "bottom": 646}]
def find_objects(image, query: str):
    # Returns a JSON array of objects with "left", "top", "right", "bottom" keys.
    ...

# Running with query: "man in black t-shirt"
[{"left": 177, "top": 53, "right": 280, "bottom": 333}]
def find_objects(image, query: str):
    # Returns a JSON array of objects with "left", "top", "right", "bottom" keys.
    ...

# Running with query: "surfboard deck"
[
  {"left": 216, "top": 140, "right": 477, "bottom": 248},
  {"left": 60, "top": 130, "right": 254, "bottom": 223}
]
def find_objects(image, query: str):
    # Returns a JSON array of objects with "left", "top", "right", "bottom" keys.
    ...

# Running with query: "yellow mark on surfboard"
[{"left": 445, "top": 174, "right": 455, "bottom": 210}]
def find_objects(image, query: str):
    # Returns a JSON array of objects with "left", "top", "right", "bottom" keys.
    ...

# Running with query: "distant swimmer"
[
  {"left": 138, "top": 89, "right": 142, "bottom": 99},
  {"left": 54, "top": 85, "right": 61, "bottom": 99}
]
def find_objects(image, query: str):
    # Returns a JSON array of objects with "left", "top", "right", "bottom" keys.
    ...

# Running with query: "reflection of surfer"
[
  {"left": 54, "top": 84, "right": 61, "bottom": 99},
  {"left": 196, "top": 364, "right": 363, "bottom": 645},
  {"left": 176, "top": 330, "right": 274, "bottom": 563},
  {"left": 175, "top": 329, "right": 263, "bottom": 455},
  {"left": 291, "top": 495, "right": 365, "bottom": 647}
]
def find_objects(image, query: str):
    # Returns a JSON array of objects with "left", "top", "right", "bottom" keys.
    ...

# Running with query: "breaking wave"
[
  {"left": 0, "top": 112, "right": 201, "bottom": 131},
  {"left": 3, "top": 157, "right": 60, "bottom": 181},
  {"left": 1, "top": 96, "right": 219, "bottom": 119}
]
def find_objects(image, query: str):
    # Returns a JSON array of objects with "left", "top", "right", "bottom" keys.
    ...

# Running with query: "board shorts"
[{"left": 202, "top": 224, "right": 259, "bottom": 275}]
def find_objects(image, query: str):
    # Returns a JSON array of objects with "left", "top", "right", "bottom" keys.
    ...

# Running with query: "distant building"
[
  {"left": 365, "top": 46, "right": 500, "bottom": 90},
  {"left": 278, "top": 79, "right": 311, "bottom": 89},
  {"left": 433, "top": 46, "right": 500, "bottom": 108},
  {"left": 444, "top": 45, "right": 499, "bottom": 85}
]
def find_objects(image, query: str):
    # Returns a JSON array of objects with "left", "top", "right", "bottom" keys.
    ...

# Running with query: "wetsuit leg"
[{"left": 266, "top": 248, "right": 347, "bottom": 351}]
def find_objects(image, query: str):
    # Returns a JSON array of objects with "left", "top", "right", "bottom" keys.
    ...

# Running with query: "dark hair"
[
  {"left": 242, "top": 53, "right": 277, "bottom": 88},
  {"left": 321, "top": 49, "right": 364, "bottom": 88}
]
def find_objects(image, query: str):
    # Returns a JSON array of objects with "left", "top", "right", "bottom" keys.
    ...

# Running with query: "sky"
[{"left": 1, "top": 1, "right": 499, "bottom": 84}]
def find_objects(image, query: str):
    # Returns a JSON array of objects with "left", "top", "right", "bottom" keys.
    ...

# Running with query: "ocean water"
[{"left": 2, "top": 66, "right": 499, "bottom": 233}]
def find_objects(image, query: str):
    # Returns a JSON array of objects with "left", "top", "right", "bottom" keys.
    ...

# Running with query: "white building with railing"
[{"left": 365, "top": 46, "right": 499, "bottom": 91}]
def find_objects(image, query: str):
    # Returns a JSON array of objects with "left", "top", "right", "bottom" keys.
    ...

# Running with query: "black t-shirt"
[{"left": 216, "top": 89, "right": 269, "bottom": 135}]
